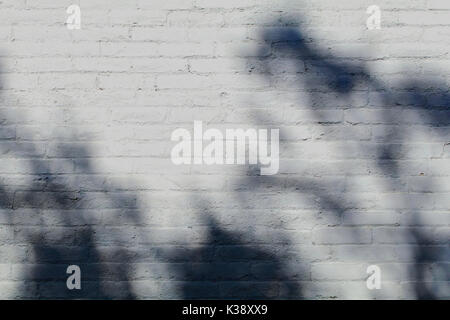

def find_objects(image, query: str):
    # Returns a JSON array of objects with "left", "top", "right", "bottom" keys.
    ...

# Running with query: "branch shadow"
[
  {"left": 0, "top": 69, "right": 142, "bottom": 299},
  {"left": 251, "top": 17, "right": 449, "bottom": 299},
  {"left": 167, "top": 213, "right": 301, "bottom": 299}
]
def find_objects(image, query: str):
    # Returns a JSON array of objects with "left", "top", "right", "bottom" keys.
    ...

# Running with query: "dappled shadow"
[
  {"left": 0, "top": 67, "right": 141, "bottom": 298},
  {"left": 0, "top": 9, "right": 448, "bottom": 299},
  {"left": 251, "top": 17, "right": 449, "bottom": 298},
  {"left": 4, "top": 142, "right": 138, "bottom": 299},
  {"left": 0, "top": 62, "right": 299, "bottom": 299},
  {"left": 168, "top": 215, "right": 301, "bottom": 299},
  {"left": 409, "top": 222, "right": 450, "bottom": 299}
]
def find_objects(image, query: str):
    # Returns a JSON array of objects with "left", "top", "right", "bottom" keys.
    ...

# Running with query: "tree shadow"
[
  {"left": 0, "top": 11, "right": 448, "bottom": 299},
  {"left": 167, "top": 214, "right": 301, "bottom": 299},
  {"left": 0, "top": 68, "right": 141, "bottom": 299},
  {"left": 0, "top": 61, "right": 301, "bottom": 300},
  {"left": 9, "top": 144, "right": 138, "bottom": 299},
  {"left": 251, "top": 17, "right": 449, "bottom": 299},
  {"left": 410, "top": 227, "right": 450, "bottom": 299}
]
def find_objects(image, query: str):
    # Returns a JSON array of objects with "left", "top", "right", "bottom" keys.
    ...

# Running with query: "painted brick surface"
[{"left": 0, "top": 0, "right": 448, "bottom": 299}]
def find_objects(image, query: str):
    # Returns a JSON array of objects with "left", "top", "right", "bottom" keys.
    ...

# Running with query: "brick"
[{"left": 0, "top": 1, "right": 448, "bottom": 300}]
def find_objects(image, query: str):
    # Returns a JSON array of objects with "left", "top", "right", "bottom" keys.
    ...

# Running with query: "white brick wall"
[{"left": 0, "top": 0, "right": 448, "bottom": 299}]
